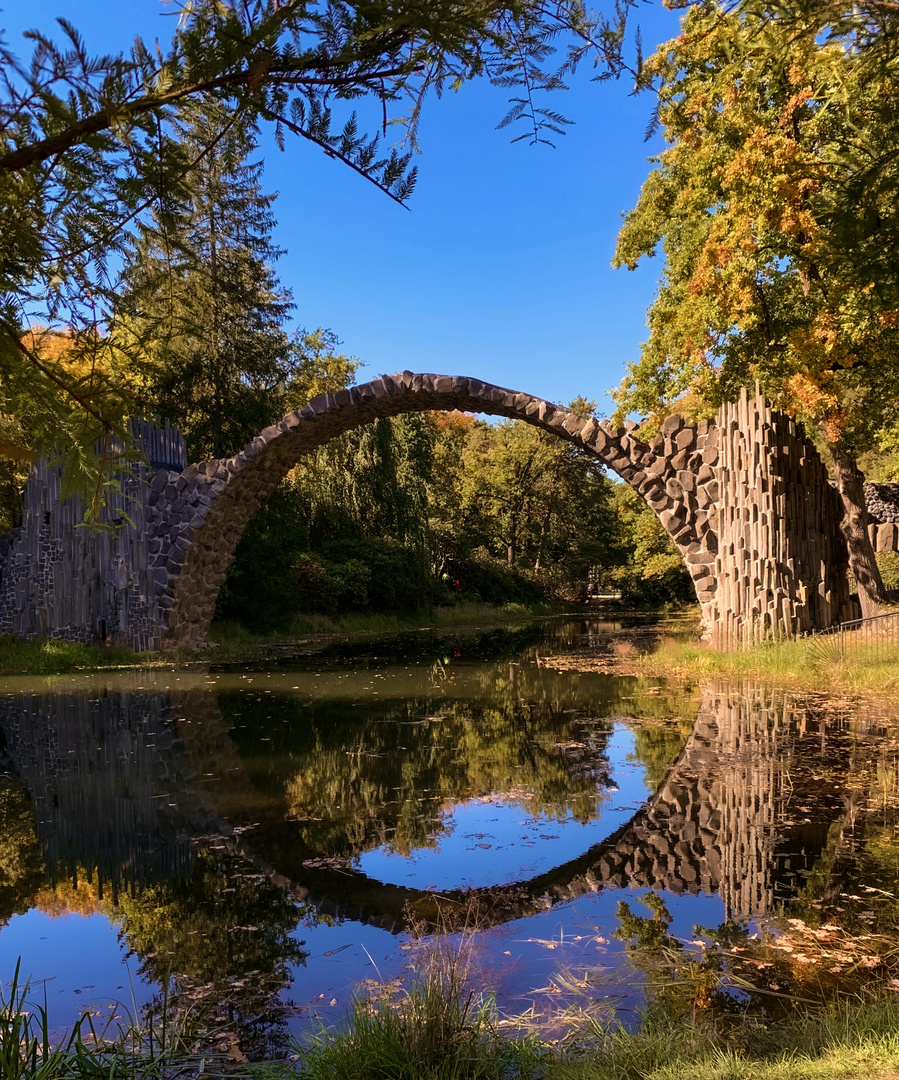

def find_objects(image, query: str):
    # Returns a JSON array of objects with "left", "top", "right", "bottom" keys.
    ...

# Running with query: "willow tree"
[{"left": 613, "top": 1, "right": 899, "bottom": 615}]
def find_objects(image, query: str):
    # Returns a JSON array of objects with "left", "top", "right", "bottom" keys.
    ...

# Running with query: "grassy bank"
[
  {"left": 633, "top": 630, "right": 899, "bottom": 694},
  {"left": 7, "top": 988, "right": 899, "bottom": 1080},
  {"left": 0, "top": 634, "right": 148, "bottom": 676},
  {"left": 213, "top": 598, "right": 569, "bottom": 646},
  {"left": 539, "top": 999, "right": 899, "bottom": 1080},
  {"left": 0, "top": 601, "right": 571, "bottom": 676}
]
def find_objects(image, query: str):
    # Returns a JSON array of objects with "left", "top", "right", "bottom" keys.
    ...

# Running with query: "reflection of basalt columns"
[
  {"left": 0, "top": 690, "right": 222, "bottom": 899},
  {"left": 0, "top": 682, "right": 846, "bottom": 931},
  {"left": 1, "top": 378, "right": 894, "bottom": 648}
]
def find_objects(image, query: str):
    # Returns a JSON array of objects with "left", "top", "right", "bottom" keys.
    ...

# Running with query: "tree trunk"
[{"left": 828, "top": 439, "right": 889, "bottom": 618}]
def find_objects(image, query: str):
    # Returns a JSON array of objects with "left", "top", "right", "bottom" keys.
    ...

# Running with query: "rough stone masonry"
[{"left": 0, "top": 374, "right": 895, "bottom": 650}]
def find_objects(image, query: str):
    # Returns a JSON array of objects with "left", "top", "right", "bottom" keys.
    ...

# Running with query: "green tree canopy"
[
  {"left": 612, "top": 0, "right": 899, "bottom": 613},
  {"left": 116, "top": 99, "right": 359, "bottom": 460},
  {"left": 452, "top": 402, "right": 619, "bottom": 594}
]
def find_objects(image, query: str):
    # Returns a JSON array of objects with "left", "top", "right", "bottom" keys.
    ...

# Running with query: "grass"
[
  {"left": 0, "top": 601, "right": 572, "bottom": 675},
  {"left": 294, "top": 897, "right": 540, "bottom": 1080},
  {"left": 635, "top": 630, "right": 899, "bottom": 694},
  {"left": 539, "top": 998, "right": 899, "bottom": 1080},
  {"left": 222, "top": 599, "right": 570, "bottom": 642},
  {"left": 0, "top": 635, "right": 147, "bottom": 676},
  {"left": 9, "top": 937, "right": 899, "bottom": 1080},
  {"left": 295, "top": 980, "right": 537, "bottom": 1080},
  {"left": 0, "top": 962, "right": 219, "bottom": 1080}
]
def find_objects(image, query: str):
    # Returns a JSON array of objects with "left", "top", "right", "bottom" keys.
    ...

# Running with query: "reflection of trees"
[
  {"left": 627, "top": 717, "right": 696, "bottom": 791},
  {"left": 114, "top": 845, "right": 307, "bottom": 1060},
  {"left": 285, "top": 700, "right": 615, "bottom": 857},
  {"left": 222, "top": 650, "right": 700, "bottom": 864},
  {"left": 0, "top": 780, "right": 44, "bottom": 924},
  {"left": 228, "top": 691, "right": 617, "bottom": 861}
]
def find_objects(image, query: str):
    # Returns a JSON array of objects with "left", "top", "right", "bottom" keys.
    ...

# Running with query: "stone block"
[
  {"left": 662, "top": 413, "right": 684, "bottom": 436},
  {"left": 675, "top": 427, "right": 696, "bottom": 451},
  {"left": 659, "top": 507, "right": 685, "bottom": 531},
  {"left": 677, "top": 470, "right": 696, "bottom": 493},
  {"left": 877, "top": 523, "right": 899, "bottom": 551},
  {"left": 686, "top": 549, "right": 716, "bottom": 565},
  {"left": 588, "top": 425, "right": 609, "bottom": 451}
]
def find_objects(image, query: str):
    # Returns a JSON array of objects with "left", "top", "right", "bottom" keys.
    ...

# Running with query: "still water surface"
[{"left": 0, "top": 618, "right": 895, "bottom": 1055}]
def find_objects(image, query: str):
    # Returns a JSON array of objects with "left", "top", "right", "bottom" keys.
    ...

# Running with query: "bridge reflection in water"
[{"left": 0, "top": 664, "right": 877, "bottom": 1050}]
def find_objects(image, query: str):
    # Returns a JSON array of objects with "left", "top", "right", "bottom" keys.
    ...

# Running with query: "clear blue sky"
[{"left": 2, "top": 1, "right": 682, "bottom": 416}]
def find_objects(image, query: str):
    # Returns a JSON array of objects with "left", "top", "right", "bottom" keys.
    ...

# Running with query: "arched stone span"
[
  {"left": 3, "top": 375, "right": 882, "bottom": 649},
  {"left": 147, "top": 372, "right": 721, "bottom": 648}
]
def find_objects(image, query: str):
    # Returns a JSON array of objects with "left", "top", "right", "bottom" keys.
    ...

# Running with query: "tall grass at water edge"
[
  {"left": 0, "top": 962, "right": 203, "bottom": 1080},
  {"left": 1, "top": 947, "right": 540, "bottom": 1080},
  {"left": 295, "top": 977, "right": 538, "bottom": 1080},
  {"left": 8, "top": 951, "right": 899, "bottom": 1080},
  {"left": 637, "top": 630, "right": 899, "bottom": 692}
]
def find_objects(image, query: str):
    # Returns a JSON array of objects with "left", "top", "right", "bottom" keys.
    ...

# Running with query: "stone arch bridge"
[{"left": 1, "top": 373, "right": 898, "bottom": 649}]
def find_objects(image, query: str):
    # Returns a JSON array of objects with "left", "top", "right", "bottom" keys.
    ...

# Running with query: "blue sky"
[{"left": 2, "top": 1, "right": 682, "bottom": 415}]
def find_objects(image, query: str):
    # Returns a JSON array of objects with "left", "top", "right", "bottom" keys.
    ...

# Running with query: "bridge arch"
[{"left": 148, "top": 372, "right": 720, "bottom": 648}]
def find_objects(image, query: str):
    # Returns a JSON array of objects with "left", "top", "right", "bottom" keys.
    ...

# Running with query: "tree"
[
  {"left": 455, "top": 404, "right": 619, "bottom": 596},
  {"left": 118, "top": 101, "right": 305, "bottom": 460},
  {"left": 606, "top": 483, "right": 694, "bottom": 606},
  {"left": 612, "top": 0, "right": 899, "bottom": 615},
  {"left": 114, "top": 846, "right": 308, "bottom": 1059},
  {"left": 0, "top": 0, "right": 626, "bottom": 512},
  {"left": 217, "top": 411, "right": 436, "bottom": 627}
]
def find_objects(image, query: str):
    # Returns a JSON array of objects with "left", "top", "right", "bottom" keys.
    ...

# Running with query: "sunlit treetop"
[{"left": 612, "top": 0, "right": 899, "bottom": 456}]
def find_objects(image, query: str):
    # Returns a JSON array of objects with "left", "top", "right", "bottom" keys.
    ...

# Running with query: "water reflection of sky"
[
  {"left": 0, "top": 910, "right": 154, "bottom": 1036},
  {"left": 357, "top": 725, "right": 653, "bottom": 890},
  {"left": 4, "top": 615, "right": 869, "bottom": 1052},
  {"left": 286, "top": 887, "right": 727, "bottom": 1032}
]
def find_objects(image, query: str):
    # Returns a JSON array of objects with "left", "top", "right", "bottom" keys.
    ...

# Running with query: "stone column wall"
[
  {"left": 706, "top": 389, "right": 851, "bottom": 648},
  {"left": 0, "top": 423, "right": 185, "bottom": 650}
]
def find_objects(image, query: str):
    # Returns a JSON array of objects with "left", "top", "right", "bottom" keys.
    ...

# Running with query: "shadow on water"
[{"left": 1, "top": 618, "right": 899, "bottom": 1053}]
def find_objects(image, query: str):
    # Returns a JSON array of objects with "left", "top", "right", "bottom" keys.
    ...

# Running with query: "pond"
[{"left": 1, "top": 617, "right": 898, "bottom": 1058}]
